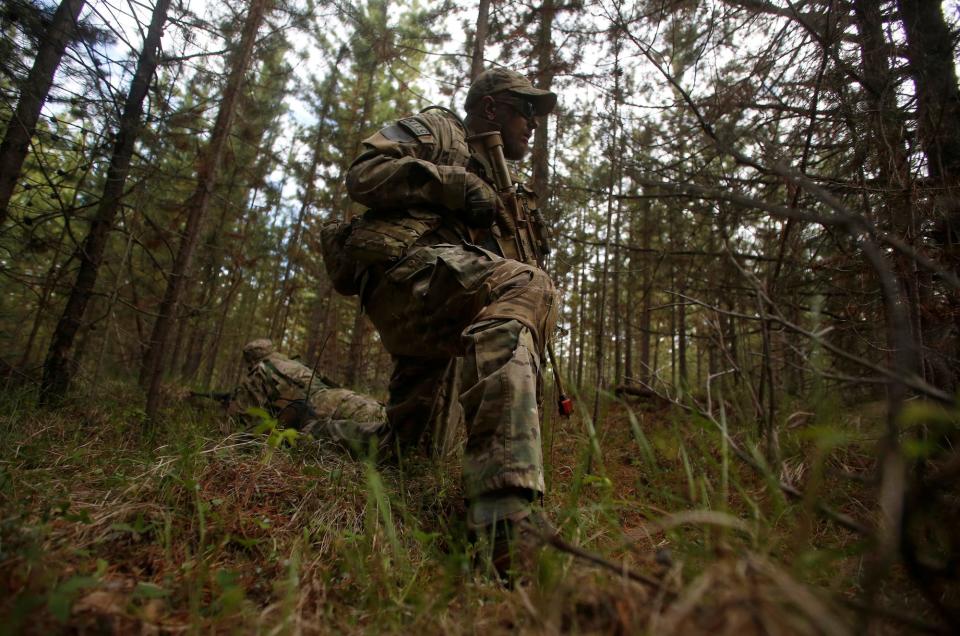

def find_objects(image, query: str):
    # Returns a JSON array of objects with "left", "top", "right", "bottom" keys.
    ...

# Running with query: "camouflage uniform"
[
  {"left": 229, "top": 339, "right": 388, "bottom": 451},
  {"left": 344, "top": 105, "right": 557, "bottom": 506}
]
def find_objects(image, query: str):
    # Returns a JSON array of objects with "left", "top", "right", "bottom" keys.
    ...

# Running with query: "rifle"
[
  {"left": 466, "top": 131, "right": 574, "bottom": 418},
  {"left": 190, "top": 390, "right": 233, "bottom": 406}
]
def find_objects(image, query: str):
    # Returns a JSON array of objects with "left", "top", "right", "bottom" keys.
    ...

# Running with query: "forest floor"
[{"left": 0, "top": 382, "right": 950, "bottom": 634}]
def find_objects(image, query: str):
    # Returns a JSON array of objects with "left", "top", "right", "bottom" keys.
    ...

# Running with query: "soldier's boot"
[
  {"left": 468, "top": 489, "right": 557, "bottom": 584},
  {"left": 300, "top": 417, "right": 393, "bottom": 458}
]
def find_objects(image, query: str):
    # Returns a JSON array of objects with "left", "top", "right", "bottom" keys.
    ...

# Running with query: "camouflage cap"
[
  {"left": 243, "top": 339, "right": 275, "bottom": 365},
  {"left": 465, "top": 68, "right": 557, "bottom": 116}
]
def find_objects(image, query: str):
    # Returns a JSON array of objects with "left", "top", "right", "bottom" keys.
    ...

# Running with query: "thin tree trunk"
[
  {"left": 18, "top": 223, "right": 70, "bottom": 369},
  {"left": 202, "top": 270, "right": 243, "bottom": 389},
  {"left": 624, "top": 209, "right": 635, "bottom": 384},
  {"left": 639, "top": 191, "right": 653, "bottom": 385},
  {"left": 531, "top": 0, "right": 555, "bottom": 201},
  {"left": 592, "top": 43, "right": 621, "bottom": 425},
  {"left": 93, "top": 221, "right": 137, "bottom": 386},
  {"left": 181, "top": 169, "right": 246, "bottom": 379},
  {"left": 126, "top": 250, "right": 147, "bottom": 360},
  {"left": 896, "top": 0, "right": 960, "bottom": 188},
  {"left": 576, "top": 257, "right": 587, "bottom": 390},
  {"left": 612, "top": 209, "right": 622, "bottom": 385},
  {"left": 896, "top": 0, "right": 960, "bottom": 389},
  {"left": 678, "top": 277, "right": 687, "bottom": 391},
  {"left": 322, "top": 288, "right": 341, "bottom": 376},
  {"left": 569, "top": 210, "right": 583, "bottom": 390},
  {"left": 166, "top": 305, "right": 190, "bottom": 377},
  {"left": 304, "top": 282, "right": 332, "bottom": 367},
  {"left": 0, "top": 0, "right": 86, "bottom": 225},
  {"left": 277, "top": 48, "right": 346, "bottom": 350},
  {"left": 469, "top": 0, "right": 490, "bottom": 81},
  {"left": 40, "top": 0, "right": 172, "bottom": 403},
  {"left": 669, "top": 266, "right": 676, "bottom": 388},
  {"left": 199, "top": 191, "right": 259, "bottom": 386},
  {"left": 142, "top": 0, "right": 270, "bottom": 421},
  {"left": 344, "top": 68, "right": 379, "bottom": 387},
  {"left": 180, "top": 325, "right": 205, "bottom": 381}
]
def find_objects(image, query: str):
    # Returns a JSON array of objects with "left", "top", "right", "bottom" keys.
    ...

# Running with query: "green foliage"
[
  {"left": 0, "top": 373, "right": 943, "bottom": 633},
  {"left": 1, "top": 0, "right": 957, "bottom": 630}
]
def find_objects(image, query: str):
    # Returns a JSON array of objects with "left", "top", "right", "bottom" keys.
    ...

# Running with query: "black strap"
[{"left": 419, "top": 104, "right": 465, "bottom": 128}]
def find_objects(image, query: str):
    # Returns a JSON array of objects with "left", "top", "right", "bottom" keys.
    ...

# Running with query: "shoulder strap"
[{"left": 419, "top": 104, "right": 465, "bottom": 129}]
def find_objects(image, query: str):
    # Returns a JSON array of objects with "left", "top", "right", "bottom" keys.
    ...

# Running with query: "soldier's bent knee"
[{"left": 476, "top": 263, "right": 557, "bottom": 351}]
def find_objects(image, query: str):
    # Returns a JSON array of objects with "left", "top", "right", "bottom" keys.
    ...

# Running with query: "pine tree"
[
  {"left": 0, "top": 0, "right": 86, "bottom": 225},
  {"left": 142, "top": 0, "right": 272, "bottom": 421},
  {"left": 40, "top": 0, "right": 173, "bottom": 403}
]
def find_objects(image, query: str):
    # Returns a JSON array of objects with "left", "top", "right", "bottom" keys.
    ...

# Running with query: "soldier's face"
[{"left": 493, "top": 97, "right": 538, "bottom": 160}]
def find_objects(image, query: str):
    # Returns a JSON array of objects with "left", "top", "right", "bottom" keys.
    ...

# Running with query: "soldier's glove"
[{"left": 463, "top": 173, "right": 499, "bottom": 228}]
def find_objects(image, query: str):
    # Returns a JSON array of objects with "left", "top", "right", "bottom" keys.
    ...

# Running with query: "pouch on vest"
[
  {"left": 320, "top": 219, "right": 362, "bottom": 296},
  {"left": 343, "top": 208, "right": 443, "bottom": 265}
]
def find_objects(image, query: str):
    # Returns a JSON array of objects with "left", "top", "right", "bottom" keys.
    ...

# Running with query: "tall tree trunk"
[
  {"left": 142, "top": 0, "right": 270, "bottom": 421},
  {"left": 896, "top": 0, "right": 960, "bottom": 189},
  {"left": 638, "top": 184, "right": 653, "bottom": 385},
  {"left": 182, "top": 168, "right": 247, "bottom": 378},
  {"left": 469, "top": 0, "right": 490, "bottom": 80},
  {"left": 639, "top": 285, "right": 651, "bottom": 384},
  {"left": 852, "top": 0, "right": 925, "bottom": 387},
  {"left": 568, "top": 208, "right": 583, "bottom": 390},
  {"left": 896, "top": 0, "right": 960, "bottom": 389},
  {"left": 624, "top": 217, "right": 635, "bottom": 384},
  {"left": 266, "top": 163, "right": 296, "bottom": 341},
  {"left": 344, "top": 68, "right": 378, "bottom": 387},
  {"left": 592, "top": 42, "right": 621, "bottom": 424},
  {"left": 531, "top": 0, "right": 555, "bottom": 200},
  {"left": 304, "top": 282, "right": 332, "bottom": 367},
  {"left": 180, "top": 327, "right": 206, "bottom": 381},
  {"left": 201, "top": 269, "right": 244, "bottom": 389},
  {"left": 320, "top": 289, "right": 341, "bottom": 377},
  {"left": 92, "top": 221, "right": 137, "bottom": 386},
  {"left": 612, "top": 218, "right": 622, "bottom": 385},
  {"left": 576, "top": 257, "right": 587, "bottom": 389},
  {"left": 0, "top": 0, "right": 86, "bottom": 225},
  {"left": 18, "top": 223, "right": 70, "bottom": 369},
  {"left": 669, "top": 266, "right": 676, "bottom": 388},
  {"left": 126, "top": 252, "right": 147, "bottom": 359},
  {"left": 40, "top": 0, "right": 172, "bottom": 403},
  {"left": 201, "top": 197, "right": 259, "bottom": 388},
  {"left": 678, "top": 275, "right": 687, "bottom": 391}
]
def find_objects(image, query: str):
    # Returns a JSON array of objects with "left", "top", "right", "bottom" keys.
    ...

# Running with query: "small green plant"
[{"left": 249, "top": 407, "right": 299, "bottom": 459}]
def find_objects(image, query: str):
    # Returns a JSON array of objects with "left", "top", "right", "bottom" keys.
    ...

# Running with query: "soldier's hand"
[{"left": 464, "top": 173, "right": 499, "bottom": 228}]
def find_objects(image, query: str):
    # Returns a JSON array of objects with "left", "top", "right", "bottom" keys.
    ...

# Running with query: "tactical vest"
[{"left": 321, "top": 109, "right": 548, "bottom": 294}]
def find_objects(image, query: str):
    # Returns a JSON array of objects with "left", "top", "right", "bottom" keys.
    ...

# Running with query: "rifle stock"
[{"left": 190, "top": 390, "right": 233, "bottom": 405}]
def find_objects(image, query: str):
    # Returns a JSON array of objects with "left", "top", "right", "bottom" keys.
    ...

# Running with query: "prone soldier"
[{"left": 225, "top": 338, "right": 388, "bottom": 453}]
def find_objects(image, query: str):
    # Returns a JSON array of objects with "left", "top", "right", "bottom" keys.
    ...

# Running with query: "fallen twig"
[{"left": 536, "top": 524, "right": 675, "bottom": 597}]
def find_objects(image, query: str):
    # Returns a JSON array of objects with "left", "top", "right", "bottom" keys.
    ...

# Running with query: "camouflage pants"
[
  {"left": 298, "top": 388, "right": 389, "bottom": 453},
  {"left": 364, "top": 243, "right": 557, "bottom": 499}
]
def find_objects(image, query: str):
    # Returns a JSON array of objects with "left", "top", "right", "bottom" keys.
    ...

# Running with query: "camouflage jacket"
[{"left": 345, "top": 109, "right": 509, "bottom": 254}]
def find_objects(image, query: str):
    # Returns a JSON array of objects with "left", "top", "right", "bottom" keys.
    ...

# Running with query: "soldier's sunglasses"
[{"left": 495, "top": 96, "right": 537, "bottom": 121}]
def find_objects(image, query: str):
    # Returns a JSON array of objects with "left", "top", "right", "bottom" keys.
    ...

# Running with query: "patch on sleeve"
[
  {"left": 379, "top": 124, "right": 416, "bottom": 143},
  {"left": 397, "top": 117, "right": 435, "bottom": 143}
]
